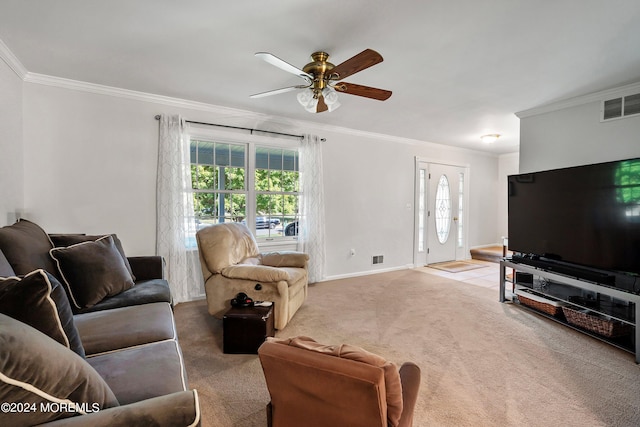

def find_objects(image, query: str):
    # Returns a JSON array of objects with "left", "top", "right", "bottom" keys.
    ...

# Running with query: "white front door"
[{"left": 415, "top": 161, "right": 467, "bottom": 266}]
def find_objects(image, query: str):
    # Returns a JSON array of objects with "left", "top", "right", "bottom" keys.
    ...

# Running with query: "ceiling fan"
[{"left": 250, "top": 49, "right": 392, "bottom": 113}]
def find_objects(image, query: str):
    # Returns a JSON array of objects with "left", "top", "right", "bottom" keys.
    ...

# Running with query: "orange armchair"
[{"left": 258, "top": 336, "right": 421, "bottom": 427}]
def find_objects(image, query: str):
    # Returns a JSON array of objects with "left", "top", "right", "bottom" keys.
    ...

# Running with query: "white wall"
[
  {"left": 519, "top": 95, "right": 640, "bottom": 173},
  {"left": 19, "top": 80, "right": 502, "bottom": 279},
  {"left": 321, "top": 130, "right": 500, "bottom": 277},
  {"left": 0, "top": 58, "right": 24, "bottom": 226}
]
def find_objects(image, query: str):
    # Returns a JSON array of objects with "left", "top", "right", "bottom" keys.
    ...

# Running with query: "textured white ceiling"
[{"left": 2, "top": 0, "right": 640, "bottom": 154}]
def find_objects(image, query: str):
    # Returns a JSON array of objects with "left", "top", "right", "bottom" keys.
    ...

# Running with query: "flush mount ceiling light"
[{"left": 480, "top": 134, "right": 501, "bottom": 143}]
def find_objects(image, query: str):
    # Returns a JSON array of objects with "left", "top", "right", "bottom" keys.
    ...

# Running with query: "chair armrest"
[
  {"left": 37, "top": 390, "right": 200, "bottom": 427},
  {"left": 222, "top": 264, "right": 289, "bottom": 282},
  {"left": 260, "top": 251, "right": 309, "bottom": 268},
  {"left": 127, "top": 256, "right": 165, "bottom": 280},
  {"left": 398, "top": 362, "right": 421, "bottom": 427}
]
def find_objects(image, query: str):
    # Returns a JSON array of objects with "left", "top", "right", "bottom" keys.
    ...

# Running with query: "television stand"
[{"left": 500, "top": 259, "right": 640, "bottom": 363}]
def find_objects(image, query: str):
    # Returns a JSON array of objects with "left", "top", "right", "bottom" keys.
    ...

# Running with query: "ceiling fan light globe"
[
  {"left": 322, "top": 87, "right": 339, "bottom": 105},
  {"left": 297, "top": 89, "right": 318, "bottom": 112},
  {"left": 297, "top": 89, "right": 313, "bottom": 105}
]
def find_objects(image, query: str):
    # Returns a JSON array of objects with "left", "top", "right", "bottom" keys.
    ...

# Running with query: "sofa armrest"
[
  {"left": 398, "top": 362, "right": 421, "bottom": 427},
  {"left": 37, "top": 390, "right": 200, "bottom": 427},
  {"left": 127, "top": 256, "right": 165, "bottom": 281},
  {"left": 260, "top": 251, "right": 309, "bottom": 268}
]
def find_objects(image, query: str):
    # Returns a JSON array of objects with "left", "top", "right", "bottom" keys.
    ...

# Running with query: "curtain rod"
[{"left": 154, "top": 115, "right": 304, "bottom": 140}]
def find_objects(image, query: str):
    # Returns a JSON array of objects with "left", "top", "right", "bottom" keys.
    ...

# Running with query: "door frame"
[{"left": 413, "top": 157, "right": 471, "bottom": 267}]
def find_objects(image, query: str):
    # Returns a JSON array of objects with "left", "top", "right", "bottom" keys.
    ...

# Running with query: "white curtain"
[
  {"left": 156, "top": 114, "right": 202, "bottom": 303},
  {"left": 298, "top": 134, "right": 326, "bottom": 283}
]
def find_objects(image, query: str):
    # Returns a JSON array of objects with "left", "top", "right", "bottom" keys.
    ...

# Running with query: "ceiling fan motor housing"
[{"left": 303, "top": 52, "right": 335, "bottom": 96}]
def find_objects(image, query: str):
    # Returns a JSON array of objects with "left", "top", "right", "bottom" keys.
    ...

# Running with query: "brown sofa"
[{"left": 0, "top": 220, "right": 200, "bottom": 426}]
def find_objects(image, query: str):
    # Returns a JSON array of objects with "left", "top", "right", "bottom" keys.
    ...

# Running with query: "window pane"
[
  {"left": 256, "top": 147, "right": 269, "bottom": 169},
  {"left": 197, "top": 141, "right": 214, "bottom": 165},
  {"left": 224, "top": 167, "right": 245, "bottom": 190},
  {"left": 255, "top": 169, "right": 269, "bottom": 191},
  {"left": 270, "top": 170, "right": 283, "bottom": 191},
  {"left": 435, "top": 174, "right": 451, "bottom": 244},
  {"left": 192, "top": 165, "right": 217, "bottom": 190},
  {"left": 281, "top": 171, "right": 298, "bottom": 192},
  {"left": 230, "top": 144, "right": 245, "bottom": 167},
  {"left": 268, "top": 149, "right": 283, "bottom": 170},
  {"left": 283, "top": 150, "right": 298, "bottom": 171},
  {"left": 194, "top": 193, "right": 246, "bottom": 224},
  {"left": 216, "top": 143, "right": 230, "bottom": 166}
]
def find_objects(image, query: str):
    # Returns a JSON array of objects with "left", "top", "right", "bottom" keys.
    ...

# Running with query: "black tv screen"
[{"left": 508, "top": 158, "right": 640, "bottom": 277}]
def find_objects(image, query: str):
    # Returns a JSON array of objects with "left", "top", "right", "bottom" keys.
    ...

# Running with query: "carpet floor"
[{"left": 174, "top": 269, "right": 640, "bottom": 427}]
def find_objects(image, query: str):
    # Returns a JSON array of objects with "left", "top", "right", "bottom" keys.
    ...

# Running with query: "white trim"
[
  {"left": 21, "top": 71, "right": 499, "bottom": 157},
  {"left": 0, "top": 38, "right": 27, "bottom": 78},
  {"left": 189, "top": 390, "right": 201, "bottom": 427},
  {"left": 516, "top": 81, "right": 640, "bottom": 118},
  {"left": 322, "top": 264, "right": 410, "bottom": 282}
]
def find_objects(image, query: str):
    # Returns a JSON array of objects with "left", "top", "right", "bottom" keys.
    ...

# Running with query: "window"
[
  {"left": 434, "top": 174, "right": 451, "bottom": 244},
  {"left": 190, "top": 138, "right": 300, "bottom": 242},
  {"left": 254, "top": 146, "right": 300, "bottom": 241}
]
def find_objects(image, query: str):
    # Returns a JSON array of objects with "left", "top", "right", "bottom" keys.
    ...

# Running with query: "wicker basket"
[
  {"left": 515, "top": 289, "right": 564, "bottom": 317},
  {"left": 562, "top": 306, "right": 632, "bottom": 338}
]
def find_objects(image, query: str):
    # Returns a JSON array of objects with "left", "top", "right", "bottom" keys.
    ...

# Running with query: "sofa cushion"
[
  {"left": 0, "top": 313, "right": 118, "bottom": 426},
  {"left": 49, "top": 234, "right": 136, "bottom": 281},
  {"left": 75, "top": 302, "right": 176, "bottom": 356},
  {"left": 50, "top": 235, "right": 135, "bottom": 310},
  {"left": 0, "top": 269, "right": 85, "bottom": 357},
  {"left": 88, "top": 340, "right": 188, "bottom": 405},
  {"left": 0, "top": 219, "right": 58, "bottom": 279},
  {"left": 74, "top": 279, "right": 172, "bottom": 314},
  {"left": 269, "top": 336, "right": 403, "bottom": 427}
]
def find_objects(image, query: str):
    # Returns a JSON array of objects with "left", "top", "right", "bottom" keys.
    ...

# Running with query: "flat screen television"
[{"left": 508, "top": 157, "right": 640, "bottom": 293}]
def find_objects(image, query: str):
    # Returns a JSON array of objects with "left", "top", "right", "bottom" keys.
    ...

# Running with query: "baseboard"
[{"left": 321, "top": 265, "right": 411, "bottom": 282}]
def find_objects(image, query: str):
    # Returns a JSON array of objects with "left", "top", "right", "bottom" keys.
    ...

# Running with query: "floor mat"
[{"left": 428, "top": 261, "right": 485, "bottom": 273}]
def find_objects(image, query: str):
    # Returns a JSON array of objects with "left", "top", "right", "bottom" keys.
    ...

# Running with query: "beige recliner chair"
[
  {"left": 258, "top": 336, "right": 421, "bottom": 427},
  {"left": 196, "top": 222, "right": 309, "bottom": 330}
]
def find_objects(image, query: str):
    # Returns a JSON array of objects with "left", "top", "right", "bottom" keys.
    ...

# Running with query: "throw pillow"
[
  {"left": 50, "top": 235, "right": 135, "bottom": 310},
  {"left": 0, "top": 219, "right": 58, "bottom": 279},
  {"left": 0, "top": 313, "right": 119, "bottom": 426},
  {"left": 0, "top": 269, "right": 85, "bottom": 358},
  {"left": 49, "top": 234, "right": 136, "bottom": 281}
]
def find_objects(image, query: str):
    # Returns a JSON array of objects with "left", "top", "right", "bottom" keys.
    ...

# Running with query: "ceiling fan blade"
[
  {"left": 255, "top": 52, "right": 312, "bottom": 82},
  {"left": 334, "top": 82, "right": 392, "bottom": 101},
  {"left": 316, "top": 94, "right": 328, "bottom": 113},
  {"left": 250, "top": 85, "right": 308, "bottom": 99},
  {"left": 329, "top": 49, "right": 384, "bottom": 81}
]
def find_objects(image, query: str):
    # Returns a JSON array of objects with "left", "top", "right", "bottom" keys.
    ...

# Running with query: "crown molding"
[
  {"left": 516, "top": 81, "right": 640, "bottom": 119},
  {"left": 23, "top": 71, "right": 496, "bottom": 154},
  {"left": 0, "top": 39, "right": 27, "bottom": 79},
  {"left": 20, "top": 69, "right": 502, "bottom": 157}
]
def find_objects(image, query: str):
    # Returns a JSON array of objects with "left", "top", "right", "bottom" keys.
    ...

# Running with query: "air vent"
[
  {"left": 602, "top": 93, "right": 640, "bottom": 121},
  {"left": 372, "top": 255, "right": 384, "bottom": 265}
]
